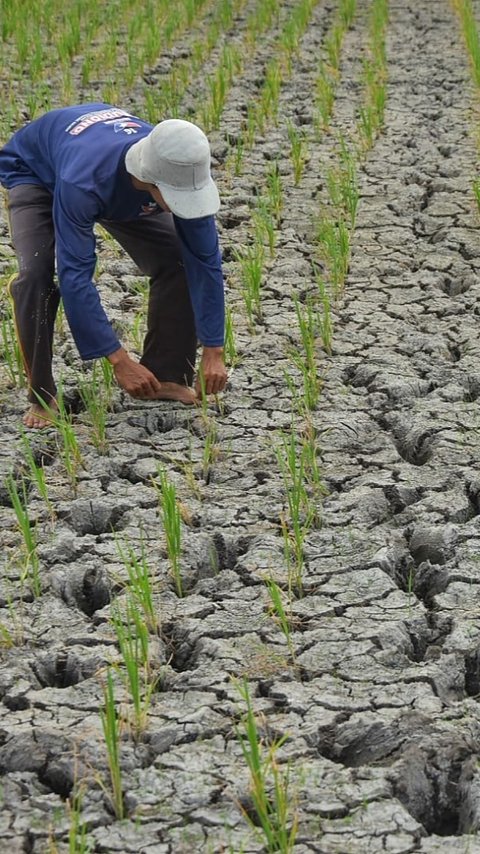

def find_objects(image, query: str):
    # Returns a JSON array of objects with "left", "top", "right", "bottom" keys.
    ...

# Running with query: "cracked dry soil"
[{"left": 1, "top": 0, "right": 480, "bottom": 852}]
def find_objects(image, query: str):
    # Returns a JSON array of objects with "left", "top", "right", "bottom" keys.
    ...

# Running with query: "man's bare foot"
[
  {"left": 154, "top": 382, "right": 196, "bottom": 404},
  {"left": 23, "top": 401, "right": 58, "bottom": 429}
]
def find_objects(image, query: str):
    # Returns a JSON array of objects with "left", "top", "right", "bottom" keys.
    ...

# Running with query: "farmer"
[{"left": 0, "top": 103, "right": 228, "bottom": 428}]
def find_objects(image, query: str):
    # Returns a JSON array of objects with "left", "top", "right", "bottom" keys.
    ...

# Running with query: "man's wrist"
[{"left": 107, "top": 346, "right": 129, "bottom": 366}]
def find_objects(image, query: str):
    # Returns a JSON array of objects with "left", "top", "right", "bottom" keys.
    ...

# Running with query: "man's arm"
[
  {"left": 173, "top": 214, "right": 227, "bottom": 395},
  {"left": 53, "top": 181, "right": 163, "bottom": 397}
]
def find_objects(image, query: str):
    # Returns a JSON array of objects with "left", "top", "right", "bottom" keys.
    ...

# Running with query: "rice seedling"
[
  {"left": 339, "top": 0, "right": 356, "bottom": 28},
  {"left": 224, "top": 304, "right": 240, "bottom": 368},
  {"left": 313, "top": 269, "right": 334, "bottom": 355},
  {"left": 20, "top": 429, "right": 54, "bottom": 518},
  {"left": 67, "top": 787, "right": 92, "bottom": 854},
  {"left": 235, "top": 678, "right": 298, "bottom": 852},
  {"left": 78, "top": 361, "right": 114, "bottom": 453},
  {"left": 316, "top": 215, "right": 350, "bottom": 298},
  {"left": 287, "top": 121, "right": 308, "bottom": 186},
  {"left": 5, "top": 474, "right": 41, "bottom": 598},
  {"left": 114, "top": 532, "right": 159, "bottom": 634},
  {"left": 473, "top": 178, "right": 480, "bottom": 214},
  {"left": 324, "top": 24, "right": 343, "bottom": 73},
  {"left": 265, "top": 579, "right": 295, "bottom": 659},
  {"left": 156, "top": 467, "right": 183, "bottom": 597},
  {"left": 253, "top": 197, "right": 276, "bottom": 259},
  {"left": 234, "top": 242, "right": 264, "bottom": 330},
  {"left": 265, "top": 162, "right": 283, "bottom": 225},
  {"left": 455, "top": 0, "right": 480, "bottom": 88},
  {"left": 274, "top": 429, "right": 316, "bottom": 595},
  {"left": 111, "top": 596, "right": 155, "bottom": 738},
  {"left": 45, "top": 385, "right": 83, "bottom": 494},
  {"left": 100, "top": 668, "right": 124, "bottom": 820},
  {"left": 314, "top": 67, "right": 336, "bottom": 133},
  {"left": 260, "top": 58, "right": 283, "bottom": 125},
  {"left": 327, "top": 137, "right": 359, "bottom": 228},
  {"left": 0, "top": 290, "right": 25, "bottom": 387}
]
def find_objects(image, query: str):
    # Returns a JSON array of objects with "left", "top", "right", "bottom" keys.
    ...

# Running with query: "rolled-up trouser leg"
[
  {"left": 101, "top": 212, "right": 197, "bottom": 386},
  {"left": 6, "top": 184, "right": 59, "bottom": 404}
]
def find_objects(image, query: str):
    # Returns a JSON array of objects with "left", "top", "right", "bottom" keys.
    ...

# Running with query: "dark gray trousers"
[{"left": 6, "top": 183, "right": 196, "bottom": 403}]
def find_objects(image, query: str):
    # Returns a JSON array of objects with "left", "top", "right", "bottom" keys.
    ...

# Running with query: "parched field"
[{"left": 1, "top": 0, "right": 480, "bottom": 851}]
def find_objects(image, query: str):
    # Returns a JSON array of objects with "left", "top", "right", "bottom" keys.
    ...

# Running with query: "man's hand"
[
  {"left": 108, "top": 347, "right": 163, "bottom": 399},
  {"left": 195, "top": 346, "right": 228, "bottom": 397}
]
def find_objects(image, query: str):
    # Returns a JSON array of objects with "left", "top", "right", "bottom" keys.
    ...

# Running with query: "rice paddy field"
[{"left": 2, "top": 0, "right": 480, "bottom": 850}]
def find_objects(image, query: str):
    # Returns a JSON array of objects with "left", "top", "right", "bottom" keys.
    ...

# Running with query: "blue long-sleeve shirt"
[{"left": 0, "top": 103, "right": 225, "bottom": 359}]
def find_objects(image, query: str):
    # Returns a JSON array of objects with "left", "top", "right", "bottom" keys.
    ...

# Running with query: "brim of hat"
[{"left": 156, "top": 177, "right": 220, "bottom": 220}]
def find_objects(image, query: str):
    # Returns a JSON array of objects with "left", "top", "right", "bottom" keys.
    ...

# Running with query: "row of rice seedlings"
[
  {"left": 5, "top": 474, "right": 41, "bottom": 598},
  {"left": 245, "top": 0, "right": 321, "bottom": 142},
  {"left": 147, "top": 0, "right": 277, "bottom": 124},
  {"left": 454, "top": 0, "right": 480, "bottom": 82},
  {"left": 314, "top": 0, "right": 357, "bottom": 134},
  {"left": 356, "top": 0, "right": 389, "bottom": 153},
  {"left": 96, "top": 0, "right": 215, "bottom": 103},
  {"left": 451, "top": 0, "right": 480, "bottom": 211},
  {"left": 235, "top": 678, "right": 298, "bottom": 851},
  {"left": 453, "top": 0, "right": 480, "bottom": 88}
]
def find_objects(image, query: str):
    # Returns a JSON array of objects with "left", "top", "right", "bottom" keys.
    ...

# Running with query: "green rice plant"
[
  {"left": 253, "top": 197, "right": 276, "bottom": 259},
  {"left": 67, "top": 787, "right": 92, "bottom": 853},
  {"left": 1, "top": 310, "right": 25, "bottom": 388},
  {"left": 114, "top": 533, "right": 159, "bottom": 634},
  {"left": 224, "top": 305, "right": 240, "bottom": 368},
  {"left": 287, "top": 121, "right": 308, "bottom": 186},
  {"left": 287, "top": 297, "right": 322, "bottom": 412},
  {"left": 265, "top": 579, "right": 295, "bottom": 659},
  {"left": 156, "top": 467, "right": 183, "bottom": 597},
  {"left": 473, "top": 178, "right": 480, "bottom": 214},
  {"left": 235, "top": 678, "right": 298, "bottom": 852},
  {"left": 265, "top": 162, "right": 283, "bottom": 225},
  {"left": 314, "top": 66, "right": 335, "bottom": 133},
  {"left": 5, "top": 474, "right": 41, "bottom": 598},
  {"left": 455, "top": 0, "right": 480, "bottom": 87},
  {"left": 20, "top": 429, "right": 54, "bottom": 519},
  {"left": 234, "top": 242, "right": 264, "bottom": 329},
  {"left": 316, "top": 215, "right": 350, "bottom": 297},
  {"left": 46, "top": 385, "right": 83, "bottom": 494},
  {"left": 78, "top": 361, "right": 114, "bottom": 453},
  {"left": 339, "top": 0, "right": 356, "bottom": 28},
  {"left": 324, "top": 24, "right": 343, "bottom": 73},
  {"left": 299, "top": 417, "right": 328, "bottom": 506},
  {"left": 274, "top": 430, "right": 315, "bottom": 595},
  {"left": 327, "top": 138, "right": 359, "bottom": 228},
  {"left": 260, "top": 58, "right": 283, "bottom": 125},
  {"left": 111, "top": 597, "right": 154, "bottom": 738},
  {"left": 100, "top": 669, "right": 124, "bottom": 820},
  {"left": 313, "top": 269, "right": 334, "bottom": 355}
]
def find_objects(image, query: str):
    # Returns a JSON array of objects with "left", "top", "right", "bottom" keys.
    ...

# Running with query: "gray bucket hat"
[{"left": 125, "top": 119, "right": 220, "bottom": 219}]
